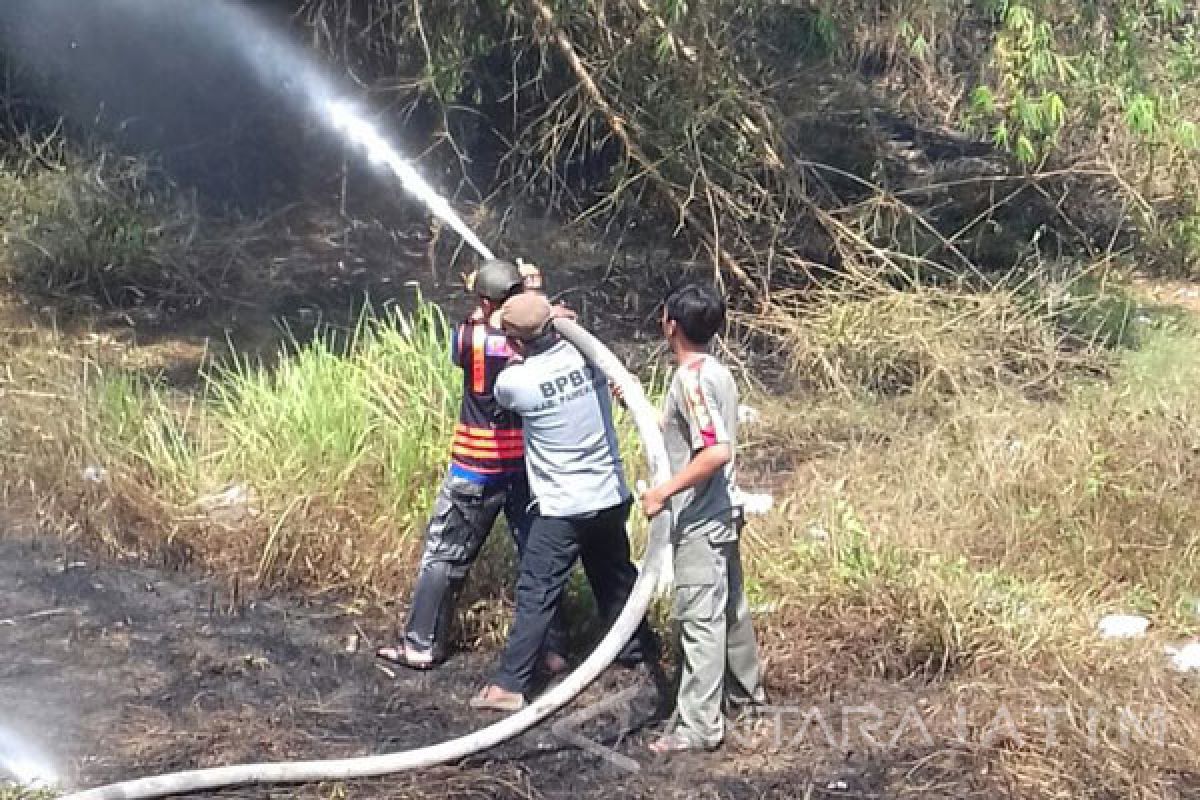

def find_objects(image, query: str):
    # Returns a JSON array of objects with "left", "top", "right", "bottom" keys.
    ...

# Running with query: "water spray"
[
  {"left": 0, "top": 723, "right": 60, "bottom": 790},
  {"left": 0, "top": 0, "right": 495, "bottom": 264},
  {"left": 325, "top": 101, "right": 495, "bottom": 262},
  {"left": 0, "top": 3, "right": 668, "bottom": 795}
]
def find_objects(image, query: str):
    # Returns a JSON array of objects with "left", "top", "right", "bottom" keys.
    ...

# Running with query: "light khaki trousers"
[{"left": 671, "top": 535, "right": 764, "bottom": 747}]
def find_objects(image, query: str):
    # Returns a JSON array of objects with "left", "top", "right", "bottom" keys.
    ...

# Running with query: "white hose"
[{"left": 62, "top": 318, "right": 672, "bottom": 800}]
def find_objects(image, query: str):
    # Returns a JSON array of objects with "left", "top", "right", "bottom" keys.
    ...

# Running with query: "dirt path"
[{"left": 0, "top": 530, "right": 843, "bottom": 799}]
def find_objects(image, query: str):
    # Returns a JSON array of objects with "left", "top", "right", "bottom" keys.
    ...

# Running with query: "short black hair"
[{"left": 664, "top": 283, "right": 726, "bottom": 345}]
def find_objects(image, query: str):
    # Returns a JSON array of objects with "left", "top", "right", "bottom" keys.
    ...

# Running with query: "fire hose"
[{"left": 62, "top": 317, "right": 673, "bottom": 800}]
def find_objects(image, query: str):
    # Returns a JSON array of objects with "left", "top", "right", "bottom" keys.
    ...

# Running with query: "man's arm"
[
  {"left": 641, "top": 443, "right": 731, "bottom": 517},
  {"left": 640, "top": 365, "right": 731, "bottom": 517},
  {"left": 494, "top": 370, "right": 518, "bottom": 411}
]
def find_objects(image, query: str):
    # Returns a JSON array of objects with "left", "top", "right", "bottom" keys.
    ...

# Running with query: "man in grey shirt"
[
  {"left": 640, "top": 283, "right": 764, "bottom": 752},
  {"left": 660, "top": 348, "right": 740, "bottom": 544},
  {"left": 471, "top": 291, "right": 660, "bottom": 711}
]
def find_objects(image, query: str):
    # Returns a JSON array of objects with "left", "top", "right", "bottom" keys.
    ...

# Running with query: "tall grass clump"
[
  {"left": 0, "top": 787, "right": 56, "bottom": 800},
  {"left": 744, "top": 272, "right": 1100, "bottom": 401},
  {"left": 68, "top": 302, "right": 460, "bottom": 594},
  {"left": 91, "top": 371, "right": 202, "bottom": 492},
  {"left": 733, "top": 301, "right": 1200, "bottom": 797},
  {"left": 0, "top": 135, "right": 393, "bottom": 320},
  {"left": 0, "top": 144, "right": 254, "bottom": 312},
  {"left": 209, "top": 302, "right": 458, "bottom": 510}
]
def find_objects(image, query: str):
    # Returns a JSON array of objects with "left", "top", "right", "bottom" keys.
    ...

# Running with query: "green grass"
[
  {"left": 1117, "top": 317, "right": 1200, "bottom": 407},
  {"left": 9, "top": 276, "right": 1200, "bottom": 797},
  {"left": 80, "top": 301, "right": 459, "bottom": 592},
  {"left": 206, "top": 302, "right": 458, "bottom": 506},
  {"left": 91, "top": 371, "right": 202, "bottom": 493},
  {"left": 0, "top": 789, "right": 56, "bottom": 800},
  {"left": 69, "top": 299, "right": 672, "bottom": 600}
]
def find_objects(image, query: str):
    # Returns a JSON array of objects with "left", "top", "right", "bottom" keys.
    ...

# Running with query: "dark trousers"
[
  {"left": 405, "top": 470, "right": 567, "bottom": 662},
  {"left": 493, "top": 499, "right": 660, "bottom": 694}
]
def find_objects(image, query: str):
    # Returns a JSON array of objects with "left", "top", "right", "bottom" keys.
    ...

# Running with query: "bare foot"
[{"left": 542, "top": 652, "right": 570, "bottom": 676}]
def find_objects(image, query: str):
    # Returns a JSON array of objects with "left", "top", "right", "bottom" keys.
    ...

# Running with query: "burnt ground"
[
  {"left": 0, "top": 233, "right": 953, "bottom": 800},
  {"left": 0, "top": 527, "right": 896, "bottom": 800}
]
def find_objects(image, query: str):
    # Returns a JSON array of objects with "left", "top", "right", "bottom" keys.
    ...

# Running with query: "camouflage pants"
[{"left": 403, "top": 471, "right": 567, "bottom": 662}]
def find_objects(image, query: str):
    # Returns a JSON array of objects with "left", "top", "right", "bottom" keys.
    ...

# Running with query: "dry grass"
[
  {"left": 0, "top": 137, "right": 433, "bottom": 328},
  {"left": 731, "top": 306, "right": 1200, "bottom": 797},
  {"left": 0, "top": 145, "right": 252, "bottom": 313},
  {"left": 748, "top": 286, "right": 1074, "bottom": 397},
  {"left": 0, "top": 789, "right": 54, "bottom": 800},
  {"left": 3, "top": 255, "right": 1200, "bottom": 796}
]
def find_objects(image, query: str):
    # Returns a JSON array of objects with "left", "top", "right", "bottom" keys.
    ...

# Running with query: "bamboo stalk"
[{"left": 524, "top": 0, "right": 759, "bottom": 295}]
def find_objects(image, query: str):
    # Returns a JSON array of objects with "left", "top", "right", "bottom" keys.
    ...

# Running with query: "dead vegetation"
[
  {"left": 0, "top": 132, "right": 433, "bottom": 329},
  {"left": 3, "top": 266, "right": 1199, "bottom": 796},
  {"left": 729, "top": 314, "right": 1200, "bottom": 797},
  {"left": 0, "top": 2, "right": 1199, "bottom": 798}
]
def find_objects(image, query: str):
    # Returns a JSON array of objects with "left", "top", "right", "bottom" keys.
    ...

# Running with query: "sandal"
[
  {"left": 648, "top": 733, "right": 714, "bottom": 754},
  {"left": 375, "top": 645, "right": 436, "bottom": 671},
  {"left": 470, "top": 685, "right": 527, "bottom": 712}
]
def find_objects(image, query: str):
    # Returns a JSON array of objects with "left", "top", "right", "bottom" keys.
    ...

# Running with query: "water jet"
[
  {"left": 0, "top": 3, "right": 673, "bottom": 798},
  {"left": 0, "top": 723, "right": 59, "bottom": 790}
]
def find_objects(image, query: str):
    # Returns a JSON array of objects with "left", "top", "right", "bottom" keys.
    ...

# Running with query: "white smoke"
[{"left": 0, "top": 722, "right": 59, "bottom": 788}]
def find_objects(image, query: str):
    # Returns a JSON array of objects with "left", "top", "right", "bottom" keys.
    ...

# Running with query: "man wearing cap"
[
  {"left": 377, "top": 259, "right": 568, "bottom": 673},
  {"left": 471, "top": 290, "right": 660, "bottom": 711}
]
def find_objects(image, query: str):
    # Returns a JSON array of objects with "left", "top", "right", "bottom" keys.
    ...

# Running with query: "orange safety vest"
[{"left": 449, "top": 315, "right": 524, "bottom": 477}]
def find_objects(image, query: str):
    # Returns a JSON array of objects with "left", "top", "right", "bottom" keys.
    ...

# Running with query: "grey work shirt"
[
  {"left": 663, "top": 353, "right": 741, "bottom": 543},
  {"left": 494, "top": 338, "right": 630, "bottom": 518}
]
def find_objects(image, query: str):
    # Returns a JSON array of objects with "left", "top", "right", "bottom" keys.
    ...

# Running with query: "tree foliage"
[
  {"left": 253, "top": 3, "right": 1200, "bottom": 284},
  {"left": 307, "top": 2, "right": 1198, "bottom": 280}
]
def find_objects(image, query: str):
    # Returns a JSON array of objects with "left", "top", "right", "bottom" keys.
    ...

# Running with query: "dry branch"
[{"left": 523, "top": 0, "right": 759, "bottom": 296}]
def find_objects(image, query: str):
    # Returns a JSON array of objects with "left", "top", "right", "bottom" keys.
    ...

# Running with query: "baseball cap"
[
  {"left": 500, "top": 291, "right": 554, "bottom": 340},
  {"left": 473, "top": 259, "right": 525, "bottom": 301}
]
